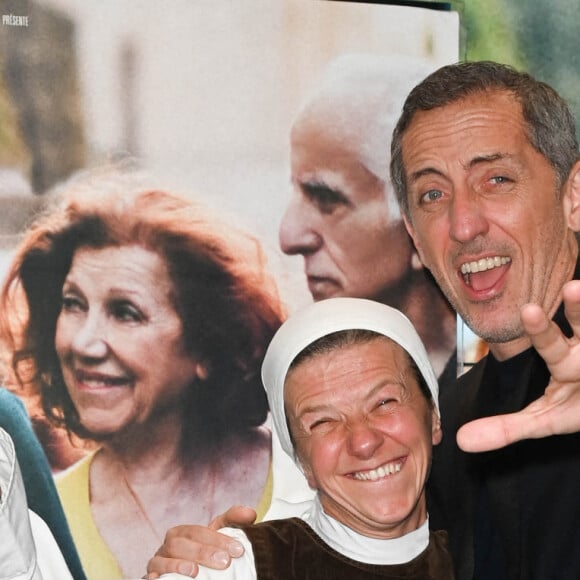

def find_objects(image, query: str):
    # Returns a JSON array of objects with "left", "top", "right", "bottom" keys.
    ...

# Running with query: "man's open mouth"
[{"left": 460, "top": 256, "right": 511, "bottom": 291}]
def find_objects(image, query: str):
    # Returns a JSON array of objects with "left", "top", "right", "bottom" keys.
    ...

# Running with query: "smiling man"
[
  {"left": 156, "top": 298, "right": 453, "bottom": 580},
  {"left": 390, "top": 60, "right": 580, "bottom": 579}
]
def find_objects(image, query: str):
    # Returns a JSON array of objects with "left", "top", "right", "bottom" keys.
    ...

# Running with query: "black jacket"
[{"left": 428, "top": 260, "right": 580, "bottom": 580}]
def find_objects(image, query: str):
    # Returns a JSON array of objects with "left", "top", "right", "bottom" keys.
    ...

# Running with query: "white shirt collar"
[{"left": 301, "top": 495, "right": 430, "bottom": 565}]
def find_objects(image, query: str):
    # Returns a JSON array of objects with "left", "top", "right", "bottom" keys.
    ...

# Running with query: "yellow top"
[
  {"left": 56, "top": 452, "right": 121, "bottom": 580},
  {"left": 56, "top": 450, "right": 274, "bottom": 580}
]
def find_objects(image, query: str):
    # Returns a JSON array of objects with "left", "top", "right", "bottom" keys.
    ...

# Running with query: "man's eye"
[
  {"left": 490, "top": 175, "right": 510, "bottom": 184},
  {"left": 420, "top": 189, "right": 443, "bottom": 204},
  {"left": 302, "top": 183, "right": 349, "bottom": 213}
]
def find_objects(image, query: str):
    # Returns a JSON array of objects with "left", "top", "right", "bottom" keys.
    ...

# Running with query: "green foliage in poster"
[{"left": 451, "top": 0, "right": 580, "bottom": 134}]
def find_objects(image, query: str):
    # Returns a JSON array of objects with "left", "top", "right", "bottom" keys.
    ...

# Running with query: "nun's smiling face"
[{"left": 284, "top": 337, "right": 442, "bottom": 539}]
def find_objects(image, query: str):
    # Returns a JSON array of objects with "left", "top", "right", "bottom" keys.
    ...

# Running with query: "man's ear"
[
  {"left": 431, "top": 409, "right": 443, "bottom": 446},
  {"left": 411, "top": 251, "right": 424, "bottom": 271},
  {"left": 196, "top": 361, "right": 209, "bottom": 381},
  {"left": 563, "top": 160, "right": 580, "bottom": 232}
]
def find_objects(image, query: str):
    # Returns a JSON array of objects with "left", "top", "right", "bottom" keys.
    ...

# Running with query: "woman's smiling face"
[
  {"left": 55, "top": 245, "right": 202, "bottom": 438},
  {"left": 285, "top": 337, "right": 441, "bottom": 539}
]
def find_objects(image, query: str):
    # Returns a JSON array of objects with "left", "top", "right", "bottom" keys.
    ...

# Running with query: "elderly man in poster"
[{"left": 279, "top": 53, "right": 456, "bottom": 379}]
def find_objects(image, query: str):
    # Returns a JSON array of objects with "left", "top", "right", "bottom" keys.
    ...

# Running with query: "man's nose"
[
  {"left": 346, "top": 420, "right": 383, "bottom": 460},
  {"left": 279, "top": 195, "right": 322, "bottom": 256},
  {"left": 70, "top": 314, "right": 108, "bottom": 359},
  {"left": 448, "top": 188, "right": 490, "bottom": 244}
]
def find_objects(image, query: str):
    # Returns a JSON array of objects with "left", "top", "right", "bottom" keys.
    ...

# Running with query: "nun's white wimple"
[{"left": 261, "top": 297, "right": 439, "bottom": 459}]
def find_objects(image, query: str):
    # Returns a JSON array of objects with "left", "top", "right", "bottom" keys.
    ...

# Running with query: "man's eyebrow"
[
  {"left": 300, "top": 180, "right": 350, "bottom": 204},
  {"left": 300, "top": 179, "right": 337, "bottom": 194},
  {"left": 409, "top": 166, "right": 445, "bottom": 183},
  {"left": 464, "top": 152, "right": 510, "bottom": 170},
  {"left": 409, "top": 152, "right": 513, "bottom": 183}
]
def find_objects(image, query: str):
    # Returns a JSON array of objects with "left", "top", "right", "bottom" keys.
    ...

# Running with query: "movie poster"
[{"left": 0, "top": 2, "right": 459, "bottom": 578}]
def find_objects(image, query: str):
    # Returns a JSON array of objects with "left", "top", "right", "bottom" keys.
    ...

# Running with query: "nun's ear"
[{"left": 295, "top": 452, "right": 318, "bottom": 490}]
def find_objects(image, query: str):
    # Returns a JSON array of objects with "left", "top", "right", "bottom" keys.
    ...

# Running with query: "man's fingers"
[
  {"left": 457, "top": 414, "right": 518, "bottom": 452},
  {"left": 521, "top": 304, "right": 566, "bottom": 354},
  {"left": 456, "top": 408, "right": 554, "bottom": 453},
  {"left": 458, "top": 286, "right": 580, "bottom": 454},
  {"left": 562, "top": 280, "right": 580, "bottom": 333},
  {"left": 521, "top": 304, "right": 571, "bottom": 374}
]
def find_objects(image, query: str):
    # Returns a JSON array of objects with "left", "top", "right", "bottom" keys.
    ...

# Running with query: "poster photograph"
[{"left": 1, "top": 1, "right": 459, "bottom": 578}]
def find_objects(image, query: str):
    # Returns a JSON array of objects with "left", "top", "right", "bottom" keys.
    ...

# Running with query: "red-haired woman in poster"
[{"left": 0, "top": 168, "right": 284, "bottom": 579}]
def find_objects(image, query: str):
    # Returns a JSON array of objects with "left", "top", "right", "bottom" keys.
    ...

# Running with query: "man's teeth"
[
  {"left": 460, "top": 256, "right": 511, "bottom": 274},
  {"left": 353, "top": 461, "right": 402, "bottom": 481}
]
